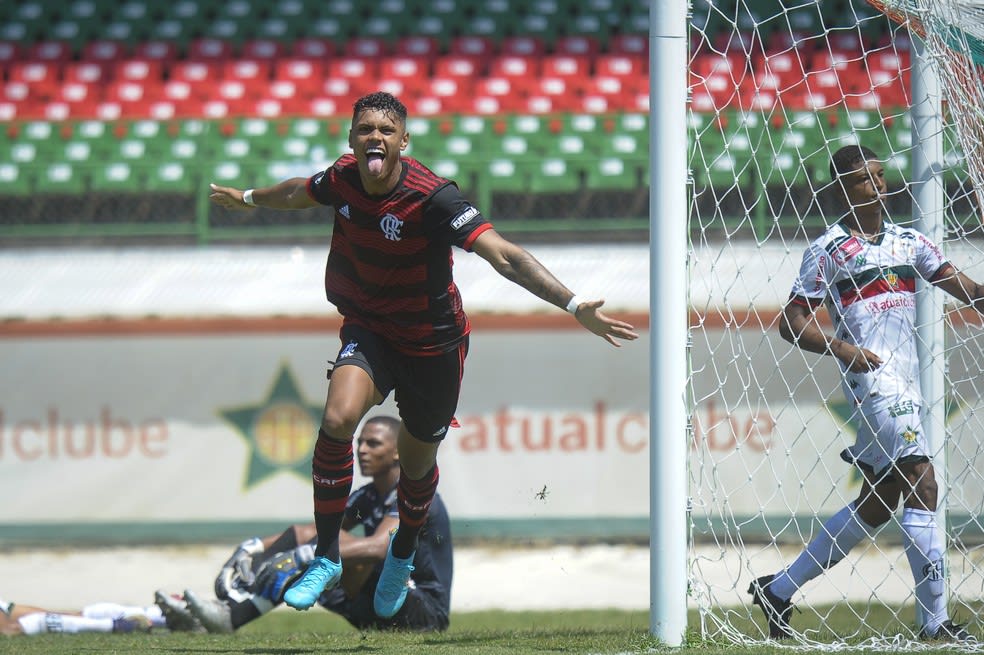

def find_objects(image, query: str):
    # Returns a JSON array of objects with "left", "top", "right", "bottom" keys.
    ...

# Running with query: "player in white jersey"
[{"left": 748, "top": 145, "right": 984, "bottom": 643}]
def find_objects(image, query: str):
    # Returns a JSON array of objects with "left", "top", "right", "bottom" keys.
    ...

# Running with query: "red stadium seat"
[
  {"left": 292, "top": 38, "right": 337, "bottom": 58},
  {"left": 609, "top": 34, "right": 647, "bottom": 57},
  {"left": 188, "top": 38, "right": 233, "bottom": 60},
  {"left": 554, "top": 35, "right": 600, "bottom": 57},
  {"left": 274, "top": 58, "right": 323, "bottom": 97},
  {"left": 488, "top": 55, "right": 540, "bottom": 79},
  {"left": 223, "top": 59, "right": 272, "bottom": 82},
  {"left": 28, "top": 41, "right": 73, "bottom": 62},
  {"left": 115, "top": 58, "right": 164, "bottom": 84},
  {"left": 308, "top": 96, "right": 343, "bottom": 117},
  {"left": 0, "top": 41, "right": 23, "bottom": 66},
  {"left": 595, "top": 54, "right": 646, "bottom": 79},
  {"left": 170, "top": 60, "right": 222, "bottom": 84},
  {"left": 344, "top": 37, "right": 390, "bottom": 58},
  {"left": 133, "top": 41, "right": 179, "bottom": 63},
  {"left": 500, "top": 36, "right": 546, "bottom": 57},
  {"left": 541, "top": 54, "right": 590, "bottom": 80},
  {"left": 449, "top": 36, "right": 496, "bottom": 58},
  {"left": 327, "top": 57, "right": 380, "bottom": 81},
  {"left": 241, "top": 39, "right": 286, "bottom": 60},
  {"left": 63, "top": 61, "right": 109, "bottom": 84},
  {"left": 394, "top": 36, "right": 440, "bottom": 60},
  {"left": 380, "top": 56, "right": 428, "bottom": 80},
  {"left": 433, "top": 54, "right": 486, "bottom": 78},
  {"left": 83, "top": 40, "right": 129, "bottom": 63}
]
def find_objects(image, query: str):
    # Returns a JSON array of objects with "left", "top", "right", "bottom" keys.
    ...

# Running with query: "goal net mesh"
[{"left": 687, "top": 0, "right": 984, "bottom": 647}]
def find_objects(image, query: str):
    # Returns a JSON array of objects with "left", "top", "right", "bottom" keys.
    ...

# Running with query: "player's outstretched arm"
[
  {"left": 470, "top": 229, "right": 638, "bottom": 347},
  {"left": 208, "top": 177, "right": 319, "bottom": 211},
  {"left": 932, "top": 265, "right": 984, "bottom": 314}
]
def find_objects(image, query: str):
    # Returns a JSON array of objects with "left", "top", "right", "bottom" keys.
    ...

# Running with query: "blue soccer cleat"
[
  {"left": 373, "top": 531, "right": 415, "bottom": 618},
  {"left": 283, "top": 556, "right": 342, "bottom": 610}
]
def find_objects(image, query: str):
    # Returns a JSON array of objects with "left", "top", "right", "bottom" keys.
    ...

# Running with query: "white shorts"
[{"left": 839, "top": 395, "right": 928, "bottom": 479}]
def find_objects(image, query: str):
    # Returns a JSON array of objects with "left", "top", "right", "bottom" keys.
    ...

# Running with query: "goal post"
[
  {"left": 685, "top": 0, "right": 984, "bottom": 647},
  {"left": 649, "top": 0, "right": 690, "bottom": 646}
]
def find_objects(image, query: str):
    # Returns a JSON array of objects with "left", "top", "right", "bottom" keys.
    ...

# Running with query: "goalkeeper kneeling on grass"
[
  {"left": 157, "top": 415, "right": 453, "bottom": 633},
  {"left": 749, "top": 145, "right": 984, "bottom": 643}
]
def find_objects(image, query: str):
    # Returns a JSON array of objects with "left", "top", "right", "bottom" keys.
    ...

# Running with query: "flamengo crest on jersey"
[{"left": 790, "top": 221, "right": 948, "bottom": 403}]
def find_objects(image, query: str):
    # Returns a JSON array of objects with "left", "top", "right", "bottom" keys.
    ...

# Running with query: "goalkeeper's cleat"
[
  {"left": 154, "top": 590, "right": 205, "bottom": 633},
  {"left": 183, "top": 589, "right": 234, "bottom": 634},
  {"left": 282, "top": 556, "right": 341, "bottom": 610},
  {"left": 918, "top": 620, "right": 977, "bottom": 643},
  {"left": 748, "top": 575, "right": 793, "bottom": 640},
  {"left": 373, "top": 531, "right": 415, "bottom": 618},
  {"left": 112, "top": 614, "right": 152, "bottom": 633}
]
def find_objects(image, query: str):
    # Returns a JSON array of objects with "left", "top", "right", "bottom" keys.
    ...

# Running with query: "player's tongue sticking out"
[{"left": 367, "top": 149, "right": 384, "bottom": 175}]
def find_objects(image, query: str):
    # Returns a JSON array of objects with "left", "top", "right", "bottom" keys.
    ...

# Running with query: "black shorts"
[
  {"left": 333, "top": 324, "right": 467, "bottom": 443},
  {"left": 319, "top": 578, "right": 449, "bottom": 632}
]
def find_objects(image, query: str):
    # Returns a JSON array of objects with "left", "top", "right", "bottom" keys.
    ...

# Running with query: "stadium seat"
[
  {"left": 144, "top": 160, "right": 197, "bottom": 192},
  {"left": 0, "top": 161, "right": 31, "bottom": 195},
  {"left": 42, "top": 162, "right": 87, "bottom": 194}
]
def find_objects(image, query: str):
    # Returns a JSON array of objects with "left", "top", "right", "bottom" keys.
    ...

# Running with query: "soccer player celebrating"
[
  {"left": 208, "top": 92, "right": 638, "bottom": 619},
  {"left": 749, "top": 145, "right": 983, "bottom": 642}
]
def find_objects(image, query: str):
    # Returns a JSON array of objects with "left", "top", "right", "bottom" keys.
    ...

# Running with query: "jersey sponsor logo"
[
  {"left": 339, "top": 204, "right": 350, "bottom": 219},
  {"left": 888, "top": 400, "right": 914, "bottom": 417},
  {"left": 313, "top": 473, "right": 347, "bottom": 487},
  {"left": 339, "top": 341, "right": 358, "bottom": 359},
  {"left": 380, "top": 213, "right": 403, "bottom": 241},
  {"left": 450, "top": 206, "right": 479, "bottom": 230},
  {"left": 832, "top": 236, "right": 864, "bottom": 264}
]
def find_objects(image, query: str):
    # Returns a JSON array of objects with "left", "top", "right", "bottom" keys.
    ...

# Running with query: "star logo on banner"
[{"left": 219, "top": 363, "right": 322, "bottom": 490}]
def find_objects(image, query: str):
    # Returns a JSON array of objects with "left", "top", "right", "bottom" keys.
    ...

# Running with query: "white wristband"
[
  {"left": 242, "top": 189, "right": 256, "bottom": 206},
  {"left": 565, "top": 295, "right": 583, "bottom": 315}
]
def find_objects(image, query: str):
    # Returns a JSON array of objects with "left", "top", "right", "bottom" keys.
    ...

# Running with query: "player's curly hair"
[
  {"left": 829, "top": 144, "right": 879, "bottom": 181},
  {"left": 352, "top": 92, "right": 408, "bottom": 125}
]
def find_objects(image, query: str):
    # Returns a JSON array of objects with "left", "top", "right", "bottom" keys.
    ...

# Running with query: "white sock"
[
  {"left": 81, "top": 602, "right": 167, "bottom": 629},
  {"left": 770, "top": 503, "right": 874, "bottom": 601},
  {"left": 0, "top": 597, "right": 12, "bottom": 616},
  {"left": 18, "top": 612, "right": 114, "bottom": 634},
  {"left": 900, "top": 507, "right": 947, "bottom": 633}
]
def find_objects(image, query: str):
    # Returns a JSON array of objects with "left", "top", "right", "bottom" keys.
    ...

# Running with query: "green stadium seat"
[
  {"left": 528, "top": 158, "right": 581, "bottom": 192},
  {"left": 145, "top": 161, "right": 198, "bottom": 192},
  {"left": 585, "top": 156, "right": 642, "bottom": 191},
  {"left": 0, "top": 162, "right": 31, "bottom": 195},
  {"left": 42, "top": 162, "right": 87, "bottom": 194},
  {"left": 90, "top": 161, "right": 136, "bottom": 191},
  {"left": 485, "top": 158, "right": 531, "bottom": 192}
]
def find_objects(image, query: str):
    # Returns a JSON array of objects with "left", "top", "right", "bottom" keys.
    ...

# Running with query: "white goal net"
[{"left": 687, "top": 0, "right": 984, "bottom": 647}]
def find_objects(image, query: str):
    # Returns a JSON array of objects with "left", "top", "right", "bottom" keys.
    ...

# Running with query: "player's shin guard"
[
  {"left": 311, "top": 430, "right": 353, "bottom": 561},
  {"left": 901, "top": 507, "right": 947, "bottom": 633},
  {"left": 393, "top": 464, "right": 439, "bottom": 558}
]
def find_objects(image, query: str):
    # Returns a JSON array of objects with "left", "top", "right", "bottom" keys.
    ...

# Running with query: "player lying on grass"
[
  {"left": 749, "top": 144, "right": 984, "bottom": 643},
  {"left": 157, "top": 415, "right": 452, "bottom": 633},
  {"left": 0, "top": 595, "right": 162, "bottom": 635}
]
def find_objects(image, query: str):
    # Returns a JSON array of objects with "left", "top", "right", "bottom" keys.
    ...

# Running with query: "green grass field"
[{"left": 0, "top": 606, "right": 978, "bottom": 655}]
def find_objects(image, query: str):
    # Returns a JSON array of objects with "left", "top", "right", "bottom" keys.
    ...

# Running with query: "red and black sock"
[
  {"left": 311, "top": 429, "right": 352, "bottom": 562},
  {"left": 392, "top": 464, "right": 439, "bottom": 559}
]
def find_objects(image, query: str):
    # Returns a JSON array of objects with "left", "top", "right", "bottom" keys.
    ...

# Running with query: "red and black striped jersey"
[{"left": 307, "top": 154, "right": 493, "bottom": 355}]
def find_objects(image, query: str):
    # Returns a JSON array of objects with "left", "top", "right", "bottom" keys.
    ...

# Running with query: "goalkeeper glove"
[
  {"left": 253, "top": 544, "right": 316, "bottom": 604},
  {"left": 214, "top": 537, "right": 265, "bottom": 601}
]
